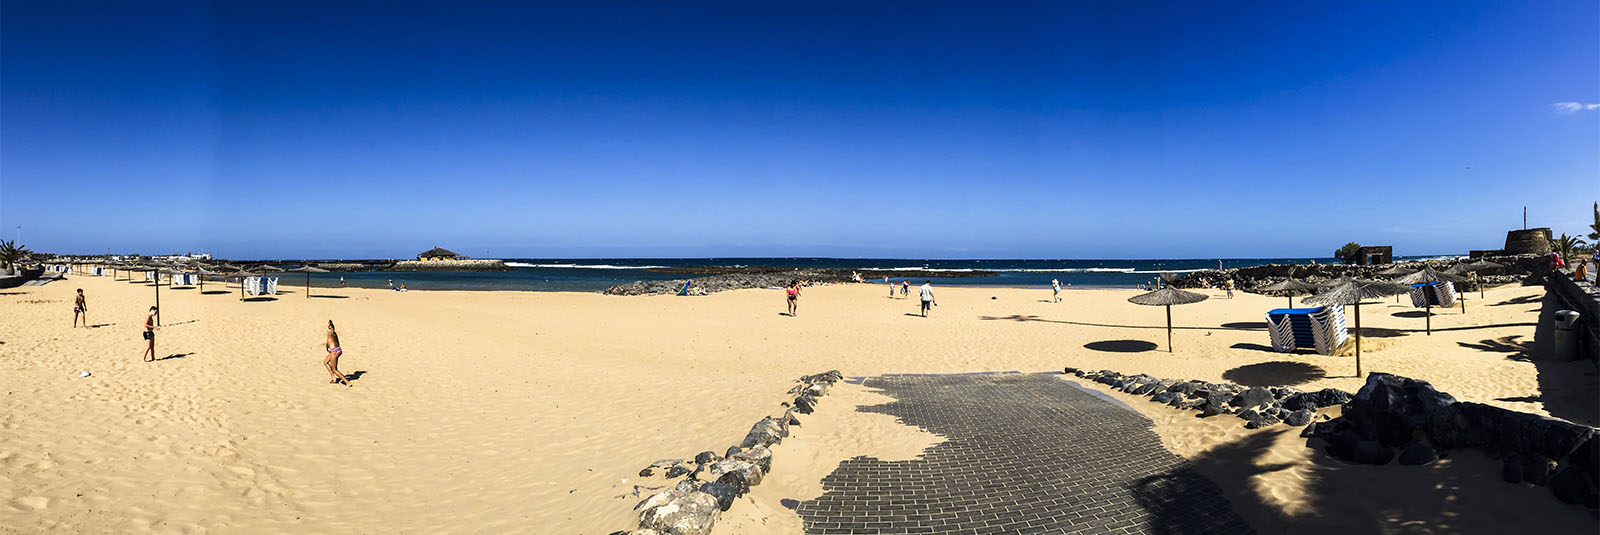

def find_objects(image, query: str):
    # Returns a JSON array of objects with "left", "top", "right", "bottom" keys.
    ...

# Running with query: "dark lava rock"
[
  {"left": 1572, "top": 436, "right": 1599, "bottom": 487},
  {"left": 694, "top": 451, "right": 721, "bottom": 465},
  {"left": 1064, "top": 367, "right": 1080, "bottom": 375},
  {"left": 739, "top": 417, "right": 789, "bottom": 448},
  {"left": 1502, "top": 456, "right": 1525, "bottom": 484},
  {"left": 724, "top": 446, "right": 742, "bottom": 459},
  {"left": 1236, "top": 408, "right": 1262, "bottom": 422},
  {"left": 1354, "top": 440, "right": 1395, "bottom": 465},
  {"left": 1550, "top": 466, "right": 1599, "bottom": 507},
  {"left": 1150, "top": 392, "right": 1180, "bottom": 405},
  {"left": 1281, "top": 388, "right": 1353, "bottom": 412},
  {"left": 1284, "top": 409, "right": 1314, "bottom": 427},
  {"left": 731, "top": 445, "right": 773, "bottom": 474},
  {"left": 1167, "top": 381, "right": 1201, "bottom": 396},
  {"left": 1200, "top": 400, "right": 1229, "bottom": 417},
  {"left": 1454, "top": 402, "right": 1597, "bottom": 458},
  {"left": 785, "top": 411, "right": 802, "bottom": 427},
  {"left": 793, "top": 395, "right": 818, "bottom": 414},
  {"left": 698, "top": 481, "right": 738, "bottom": 511},
  {"left": 1524, "top": 456, "right": 1556, "bottom": 486},
  {"left": 633, "top": 481, "right": 720, "bottom": 535},
  {"left": 1344, "top": 373, "right": 1458, "bottom": 448},
  {"left": 1398, "top": 442, "right": 1439, "bottom": 466},
  {"left": 1244, "top": 414, "right": 1282, "bottom": 429},
  {"left": 665, "top": 462, "right": 693, "bottom": 479}
]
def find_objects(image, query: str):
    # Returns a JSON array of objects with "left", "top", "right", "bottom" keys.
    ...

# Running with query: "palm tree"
[
  {"left": 1335, "top": 242, "right": 1362, "bottom": 264},
  {"left": 0, "top": 240, "right": 30, "bottom": 276},
  {"left": 1551, "top": 233, "right": 1586, "bottom": 265}
]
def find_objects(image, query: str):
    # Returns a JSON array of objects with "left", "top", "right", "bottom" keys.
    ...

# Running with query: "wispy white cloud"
[{"left": 1552, "top": 101, "right": 1600, "bottom": 114}]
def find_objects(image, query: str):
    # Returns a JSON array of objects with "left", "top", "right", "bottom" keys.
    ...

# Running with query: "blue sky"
[{"left": 2, "top": 1, "right": 1596, "bottom": 259}]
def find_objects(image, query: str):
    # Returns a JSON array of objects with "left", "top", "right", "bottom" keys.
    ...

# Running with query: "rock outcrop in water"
[
  {"left": 603, "top": 267, "right": 982, "bottom": 295},
  {"left": 1169, "top": 254, "right": 1547, "bottom": 291}
]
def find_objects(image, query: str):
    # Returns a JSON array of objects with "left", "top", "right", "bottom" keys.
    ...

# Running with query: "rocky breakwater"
[
  {"left": 1303, "top": 373, "right": 1598, "bottom": 508},
  {"left": 1170, "top": 254, "right": 1548, "bottom": 292},
  {"left": 1063, "top": 368, "right": 1351, "bottom": 429},
  {"left": 604, "top": 266, "right": 993, "bottom": 296},
  {"left": 385, "top": 259, "right": 510, "bottom": 272},
  {"left": 615, "top": 370, "right": 845, "bottom": 535}
]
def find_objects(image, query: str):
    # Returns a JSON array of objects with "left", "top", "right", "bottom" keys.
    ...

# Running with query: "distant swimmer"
[{"left": 324, "top": 320, "right": 350, "bottom": 386}]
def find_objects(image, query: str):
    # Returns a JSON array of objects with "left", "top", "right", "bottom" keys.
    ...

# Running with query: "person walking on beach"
[
  {"left": 900, "top": 280, "right": 909, "bottom": 298},
  {"left": 1225, "top": 279, "right": 1236, "bottom": 299},
  {"left": 918, "top": 281, "right": 935, "bottom": 317},
  {"left": 324, "top": 320, "right": 350, "bottom": 386},
  {"left": 785, "top": 280, "right": 801, "bottom": 316},
  {"left": 887, "top": 277, "right": 894, "bottom": 298},
  {"left": 73, "top": 288, "right": 88, "bottom": 328},
  {"left": 1051, "top": 279, "right": 1062, "bottom": 303},
  {"left": 140, "top": 306, "right": 160, "bottom": 362}
]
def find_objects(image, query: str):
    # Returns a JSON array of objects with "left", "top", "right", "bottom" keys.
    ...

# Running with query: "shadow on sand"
[
  {"left": 1084, "top": 339, "right": 1159, "bottom": 353},
  {"left": 201, "top": 290, "right": 232, "bottom": 295},
  {"left": 1221, "top": 361, "right": 1326, "bottom": 387},
  {"left": 243, "top": 297, "right": 278, "bottom": 302},
  {"left": 157, "top": 352, "right": 193, "bottom": 361},
  {"left": 309, "top": 295, "right": 350, "bottom": 299},
  {"left": 1220, "top": 321, "right": 1268, "bottom": 330}
]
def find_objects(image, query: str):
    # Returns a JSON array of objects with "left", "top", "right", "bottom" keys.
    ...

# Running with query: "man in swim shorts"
[
  {"left": 919, "top": 281, "right": 935, "bottom": 317},
  {"left": 74, "top": 288, "right": 88, "bottom": 328}
]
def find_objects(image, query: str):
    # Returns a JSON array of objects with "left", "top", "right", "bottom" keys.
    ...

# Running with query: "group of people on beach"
[
  {"left": 70, "top": 287, "right": 353, "bottom": 386},
  {"left": 794, "top": 279, "right": 936, "bottom": 317}
]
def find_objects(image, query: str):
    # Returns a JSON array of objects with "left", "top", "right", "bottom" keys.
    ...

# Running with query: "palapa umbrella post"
[
  {"left": 288, "top": 265, "right": 330, "bottom": 298},
  {"left": 1302, "top": 276, "right": 1410, "bottom": 378},
  {"left": 1396, "top": 267, "right": 1465, "bottom": 338},
  {"left": 1128, "top": 286, "right": 1208, "bottom": 353}
]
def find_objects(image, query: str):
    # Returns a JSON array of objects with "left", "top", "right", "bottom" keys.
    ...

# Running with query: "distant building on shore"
[
  {"left": 417, "top": 247, "right": 460, "bottom": 262},
  {"left": 1354, "top": 246, "right": 1392, "bottom": 265}
]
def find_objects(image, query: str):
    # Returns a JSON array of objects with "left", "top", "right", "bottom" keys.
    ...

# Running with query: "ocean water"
[{"left": 270, "top": 256, "right": 1456, "bottom": 293}]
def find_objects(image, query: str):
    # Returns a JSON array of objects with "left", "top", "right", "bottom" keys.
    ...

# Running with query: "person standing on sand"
[
  {"left": 1225, "top": 279, "right": 1235, "bottom": 299},
  {"left": 73, "top": 289, "right": 88, "bottom": 328},
  {"left": 919, "top": 281, "right": 935, "bottom": 317},
  {"left": 785, "top": 280, "right": 800, "bottom": 316},
  {"left": 1051, "top": 279, "right": 1061, "bottom": 303},
  {"left": 340, "top": 276, "right": 345, "bottom": 287},
  {"left": 887, "top": 277, "right": 894, "bottom": 298},
  {"left": 324, "top": 320, "right": 350, "bottom": 386},
  {"left": 141, "top": 306, "right": 160, "bottom": 362},
  {"left": 387, "top": 278, "right": 393, "bottom": 289},
  {"left": 900, "top": 280, "right": 909, "bottom": 298}
]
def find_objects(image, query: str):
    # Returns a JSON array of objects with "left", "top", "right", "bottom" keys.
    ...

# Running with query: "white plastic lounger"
[
  {"left": 1409, "top": 282, "right": 1457, "bottom": 308},
  {"left": 1266, "top": 305, "right": 1349, "bottom": 356}
]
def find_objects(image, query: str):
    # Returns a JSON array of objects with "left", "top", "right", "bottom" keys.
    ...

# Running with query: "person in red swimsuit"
[{"left": 785, "top": 280, "right": 800, "bottom": 317}]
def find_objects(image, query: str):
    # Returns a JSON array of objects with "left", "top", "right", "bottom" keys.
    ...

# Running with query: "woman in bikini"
[
  {"left": 324, "top": 320, "right": 350, "bottom": 386},
  {"left": 785, "top": 280, "right": 800, "bottom": 317},
  {"left": 141, "top": 306, "right": 160, "bottom": 362}
]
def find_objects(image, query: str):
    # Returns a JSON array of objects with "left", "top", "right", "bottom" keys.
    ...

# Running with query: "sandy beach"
[{"left": 2, "top": 274, "right": 1594, "bottom": 534}]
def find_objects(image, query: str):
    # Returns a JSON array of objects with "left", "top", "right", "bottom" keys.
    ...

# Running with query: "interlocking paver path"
[{"left": 796, "top": 372, "right": 1254, "bottom": 535}]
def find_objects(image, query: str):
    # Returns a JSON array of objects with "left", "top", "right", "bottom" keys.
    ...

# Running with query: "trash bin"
[{"left": 1553, "top": 310, "right": 1581, "bottom": 360}]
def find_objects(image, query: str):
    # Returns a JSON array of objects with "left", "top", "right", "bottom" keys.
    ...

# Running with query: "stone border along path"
[{"left": 796, "top": 372, "right": 1254, "bottom": 535}]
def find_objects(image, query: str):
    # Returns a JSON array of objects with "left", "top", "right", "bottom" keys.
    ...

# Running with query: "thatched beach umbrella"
[
  {"left": 1128, "top": 287, "right": 1209, "bottom": 352},
  {"left": 254, "top": 264, "right": 285, "bottom": 273},
  {"left": 1302, "top": 276, "right": 1413, "bottom": 377},
  {"left": 192, "top": 266, "right": 218, "bottom": 293},
  {"left": 155, "top": 267, "right": 185, "bottom": 326},
  {"left": 1256, "top": 278, "right": 1319, "bottom": 308},
  {"left": 1459, "top": 260, "right": 1505, "bottom": 299},
  {"left": 231, "top": 269, "right": 260, "bottom": 301},
  {"left": 1396, "top": 267, "right": 1468, "bottom": 335},
  {"left": 287, "top": 265, "right": 329, "bottom": 298},
  {"left": 1375, "top": 264, "right": 1416, "bottom": 303}
]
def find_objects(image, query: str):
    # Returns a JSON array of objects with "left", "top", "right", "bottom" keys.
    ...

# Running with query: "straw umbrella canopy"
[
  {"left": 1128, "top": 287, "right": 1209, "bottom": 352},
  {"left": 1374, "top": 264, "right": 1417, "bottom": 302},
  {"left": 1302, "top": 276, "right": 1413, "bottom": 377},
  {"left": 1458, "top": 260, "right": 1505, "bottom": 299},
  {"left": 253, "top": 264, "right": 285, "bottom": 273},
  {"left": 192, "top": 266, "right": 218, "bottom": 293},
  {"left": 1396, "top": 267, "right": 1468, "bottom": 334},
  {"left": 154, "top": 267, "right": 185, "bottom": 326},
  {"left": 1255, "top": 278, "right": 1319, "bottom": 308},
  {"left": 287, "top": 265, "right": 329, "bottom": 298}
]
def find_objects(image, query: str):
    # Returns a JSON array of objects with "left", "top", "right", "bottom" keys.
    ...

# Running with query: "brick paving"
[{"left": 796, "top": 372, "right": 1254, "bottom": 535}]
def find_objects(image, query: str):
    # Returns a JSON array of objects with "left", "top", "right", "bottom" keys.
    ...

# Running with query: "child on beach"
[
  {"left": 1225, "top": 279, "right": 1235, "bottom": 299},
  {"left": 887, "top": 277, "right": 894, "bottom": 298},
  {"left": 324, "top": 320, "right": 350, "bottom": 386},
  {"left": 141, "top": 306, "right": 160, "bottom": 362},
  {"left": 73, "top": 289, "right": 87, "bottom": 328},
  {"left": 1051, "top": 279, "right": 1061, "bottom": 303},
  {"left": 919, "top": 281, "right": 935, "bottom": 317}
]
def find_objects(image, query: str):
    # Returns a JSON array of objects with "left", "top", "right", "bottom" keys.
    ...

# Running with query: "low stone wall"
[
  {"left": 616, "top": 370, "right": 844, "bottom": 535},
  {"left": 1303, "top": 373, "right": 1598, "bottom": 509},
  {"left": 1063, "top": 368, "right": 1351, "bottom": 429},
  {"left": 1171, "top": 254, "right": 1548, "bottom": 292},
  {"left": 385, "top": 259, "right": 509, "bottom": 272},
  {"left": 1547, "top": 269, "right": 1600, "bottom": 364}
]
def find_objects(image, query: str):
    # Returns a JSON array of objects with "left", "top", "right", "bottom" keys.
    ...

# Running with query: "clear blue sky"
[{"left": 2, "top": 1, "right": 1596, "bottom": 259}]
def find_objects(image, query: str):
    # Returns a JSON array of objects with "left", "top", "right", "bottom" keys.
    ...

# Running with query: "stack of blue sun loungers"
[
  {"left": 1266, "top": 305, "right": 1349, "bottom": 355},
  {"left": 1409, "top": 282, "right": 1457, "bottom": 308}
]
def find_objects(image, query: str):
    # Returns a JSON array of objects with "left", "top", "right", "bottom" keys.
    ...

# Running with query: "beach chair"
[
  {"left": 1408, "top": 282, "right": 1456, "bottom": 308},
  {"left": 1265, "top": 305, "right": 1349, "bottom": 355},
  {"left": 265, "top": 277, "right": 278, "bottom": 295}
]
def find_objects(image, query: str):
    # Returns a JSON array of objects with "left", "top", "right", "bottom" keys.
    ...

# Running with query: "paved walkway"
[{"left": 796, "top": 372, "right": 1253, "bottom": 535}]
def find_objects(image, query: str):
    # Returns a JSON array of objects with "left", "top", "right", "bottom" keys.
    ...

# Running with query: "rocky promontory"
[
  {"left": 386, "top": 259, "right": 511, "bottom": 272},
  {"left": 605, "top": 266, "right": 991, "bottom": 296},
  {"left": 1169, "top": 254, "right": 1547, "bottom": 292}
]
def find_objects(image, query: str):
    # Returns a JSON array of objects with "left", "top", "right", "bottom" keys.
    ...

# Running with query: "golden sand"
[{"left": 1, "top": 274, "right": 1593, "bottom": 534}]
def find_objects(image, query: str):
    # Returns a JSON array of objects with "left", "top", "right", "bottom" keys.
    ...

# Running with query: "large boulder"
[
  {"left": 698, "top": 482, "right": 738, "bottom": 512},
  {"left": 635, "top": 481, "right": 721, "bottom": 535},
  {"left": 706, "top": 459, "right": 764, "bottom": 491},
  {"left": 1231, "top": 387, "right": 1275, "bottom": 410},
  {"left": 1453, "top": 403, "right": 1597, "bottom": 459},
  {"left": 639, "top": 458, "right": 685, "bottom": 477},
  {"left": 730, "top": 445, "right": 773, "bottom": 474},
  {"left": 1398, "top": 442, "right": 1439, "bottom": 466},
  {"left": 1281, "top": 388, "right": 1352, "bottom": 412},
  {"left": 739, "top": 417, "right": 789, "bottom": 448},
  {"left": 1342, "top": 373, "right": 1458, "bottom": 448},
  {"left": 1549, "top": 466, "right": 1600, "bottom": 508}
]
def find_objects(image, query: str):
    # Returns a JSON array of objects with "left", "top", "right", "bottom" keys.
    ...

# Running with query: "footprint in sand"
[{"left": 8, "top": 496, "right": 50, "bottom": 511}]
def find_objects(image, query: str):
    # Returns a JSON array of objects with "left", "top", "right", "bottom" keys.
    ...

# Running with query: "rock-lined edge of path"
[
  {"left": 1302, "top": 372, "right": 1599, "bottom": 509},
  {"left": 613, "top": 370, "right": 845, "bottom": 535},
  {"left": 1062, "top": 367, "right": 1351, "bottom": 429}
]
